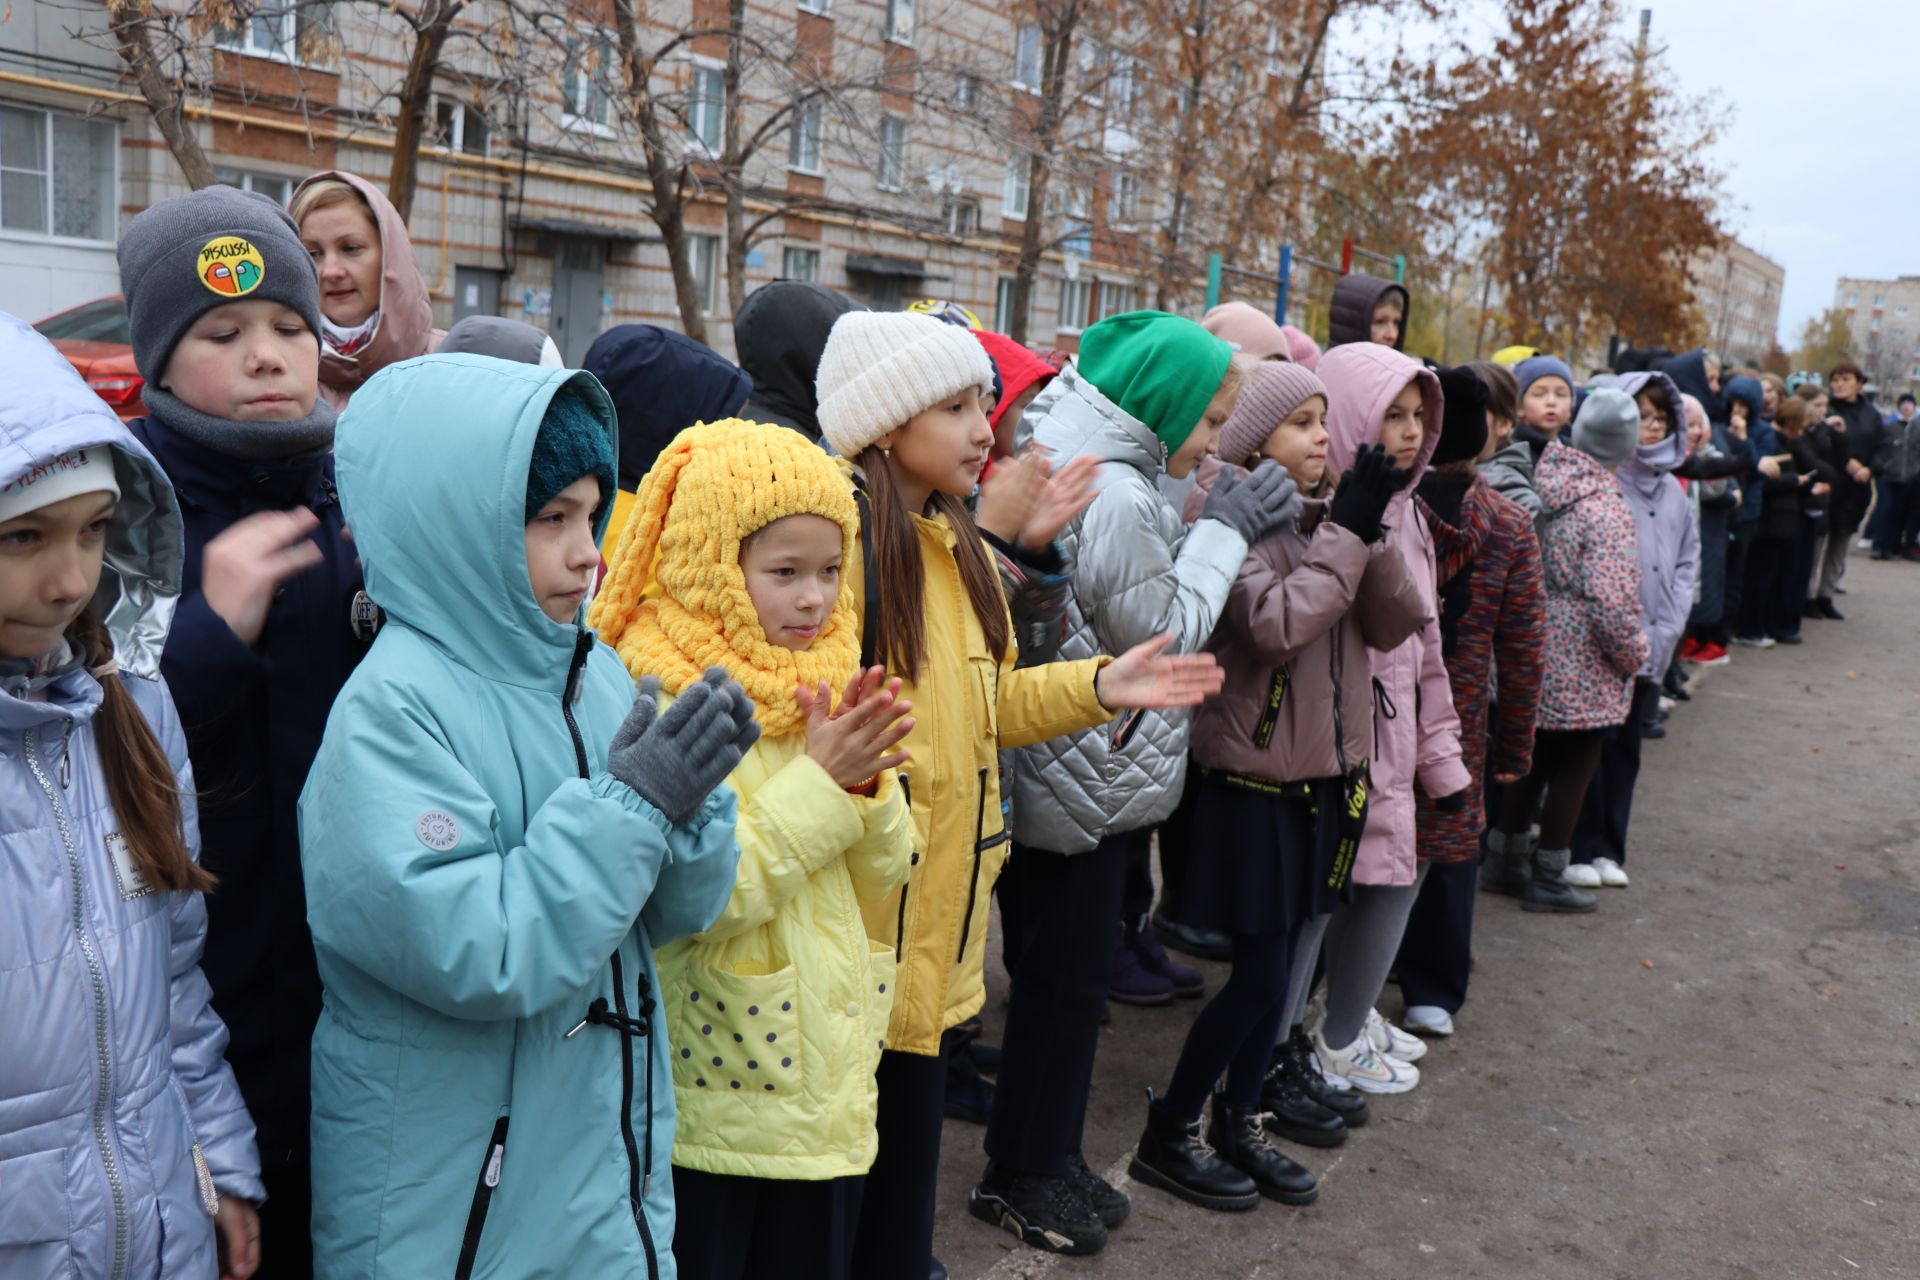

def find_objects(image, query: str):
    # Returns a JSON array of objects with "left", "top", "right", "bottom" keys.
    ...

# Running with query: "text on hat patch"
[{"left": 198, "top": 235, "right": 266, "bottom": 297}]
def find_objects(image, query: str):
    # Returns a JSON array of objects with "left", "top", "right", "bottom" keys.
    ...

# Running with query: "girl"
[
  {"left": 1567, "top": 373, "right": 1697, "bottom": 889},
  {"left": 1397, "top": 364, "right": 1544, "bottom": 1034},
  {"left": 1474, "top": 359, "right": 1545, "bottom": 518},
  {"left": 1741, "top": 397, "right": 1831, "bottom": 646},
  {"left": 1308, "top": 343, "right": 1469, "bottom": 1094},
  {"left": 591, "top": 422, "right": 914, "bottom": 1280},
  {"left": 985, "top": 312, "right": 1296, "bottom": 1257},
  {"left": 808, "top": 311, "right": 1226, "bottom": 1274},
  {"left": 1511, "top": 355, "right": 1577, "bottom": 464},
  {"left": 0, "top": 316, "right": 262, "bottom": 1279},
  {"left": 1131, "top": 361, "right": 1426, "bottom": 1211},
  {"left": 289, "top": 171, "right": 444, "bottom": 407},
  {"left": 1485, "top": 390, "right": 1650, "bottom": 913}
]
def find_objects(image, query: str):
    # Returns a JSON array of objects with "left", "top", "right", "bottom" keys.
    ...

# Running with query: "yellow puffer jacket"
[
  {"left": 657, "top": 709, "right": 913, "bottom": 1180},
  {"left": 854, "top": 512, "right": 1112, "bottom": 1056}
]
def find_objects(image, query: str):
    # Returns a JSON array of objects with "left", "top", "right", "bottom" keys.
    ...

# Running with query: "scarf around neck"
[
  {"left": 322, "top": 309, "right": 381, "bottom": 358},
  {"left": 144, "top": 385, "right": 338, "bottom": 463}
]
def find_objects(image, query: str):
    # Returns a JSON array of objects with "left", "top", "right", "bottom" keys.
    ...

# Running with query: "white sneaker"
[
  {"left": 1856, "top": 537, "right": 1873, "bottom": 550},
  {"left": 1592, "top": 856, "right": 1630, "bottom": 888},
  {"left": 1314, "top": 1026, "right": 1419, "bottom": 1094},
  {"left": 1563, "top": 862, "right": 1603, "bottom": 888},
  {"left": 1365, "top": 1007, "right": 1427, "bottom": 1062},
  {"left": 1401, "top": 1005, "right": 1455, "bottom": 1037}
]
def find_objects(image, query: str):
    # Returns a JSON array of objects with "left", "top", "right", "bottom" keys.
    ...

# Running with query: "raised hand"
[
  {"left": 1094, "top": 632, "right": 1225, "bottom": 710},
  {"left": 799, "top": 665, "right": 914, "bottom": 789},
  {"left": 1020, "top": 453, "right": 1099, "bottom": 549},
  {"left": 202, "top": 508, "right": 325, "bottom": 645},
  {"left": 1327, "top": 444, "right": 1403, "bottom": 544},
  {"left": 607, "top": 669, "right": 761, "bottom": 824}
]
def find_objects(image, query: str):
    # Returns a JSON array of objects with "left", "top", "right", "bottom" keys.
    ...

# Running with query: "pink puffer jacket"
[{"left": 1317, "top": 344, "right": 1470, "bottom": 887}]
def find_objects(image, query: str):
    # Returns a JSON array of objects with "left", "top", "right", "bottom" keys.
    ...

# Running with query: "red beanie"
[{"left": 976, "top": 331, "right": 1058, "bottom": 430}]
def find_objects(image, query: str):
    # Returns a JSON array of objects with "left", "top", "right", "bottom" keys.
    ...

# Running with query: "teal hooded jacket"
[{"left": 298, "top": 354, "right": 740, "bottom": 1280}]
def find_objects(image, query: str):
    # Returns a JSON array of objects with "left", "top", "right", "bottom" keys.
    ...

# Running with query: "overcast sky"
[{"left": 1334, "top": 0, "right": 1918, "bottom": 349}]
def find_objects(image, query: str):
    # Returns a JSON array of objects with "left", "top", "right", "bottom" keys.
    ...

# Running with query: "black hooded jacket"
[
  {"left": 1327, "top": 273, "right": 1409, "bottom": 350},
  {"left": 582, "top": 324, "right": 752, "bottom": 490},
  {"left": 732, "top": 281, "right": 859, "bottom": 439},
  {"left": 1825, "top": 390, "right": 1884, "bottom": 529},
  {"left": 1655, "top": 349, "right": 1726, "bottom": 425}
]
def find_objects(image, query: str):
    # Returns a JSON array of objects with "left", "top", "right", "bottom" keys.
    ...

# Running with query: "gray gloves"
[
  {"left": 1200, "top": 458, "right": 1302, "bottom": 545},
  {"left": 607, "top": 667, "right": 761, "bottom": 825}
]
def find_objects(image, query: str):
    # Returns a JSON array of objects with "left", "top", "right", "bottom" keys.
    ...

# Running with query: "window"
[
  {"left": 1098, "top": 281, "right": 1136, "bottom": 318},
  {"left": 876, "top": 116, "right": 906, "bottom": 192},
  {"left": 995, "top": 277, "right": 1025, "bottom": 332},
  {"left": 429, "top": 98, "right": 489, "bottom": 157},
  {"left": 798, "top": 0, "right": 832, "bottom": 13},
  {"left": 1114, "top": 172, "right": 1140, "bottom": 225},
  {"left": 1058, "top": 277, "right": 1092, "bottom": 332},
  {"left": 32, "top": 295, "right": 130, "bottom": 343},
  {"left": 1845, "top": 292, "right": 1857, "bottom": 305},
  {"left": 1062, "top": 184, "right": 1091, "bottom": 258},
  {"left": 885, "top": 0, "right": 914, "bottom": 44},
  {"left": 782, "top": 245, "right": 820, "bottom": 282},
  {"left": 788, "top": 98, "right": 823, "bottom": 173},
  {"left": 689, "top": 233, "right": 719, "bottom": 313},
  {"left": 955, "top": 74, "right": 980, "bottom": 112},
  {"left": 564, "top": 39, "right": 614, "bottom": 131},
  {"left": 688, "top": 61, "right": 724, "bottom": 151},
  {"left": 0, "top": 105, "right": 116, "bottom": 242},
  {"left": 220, "top": 5, "right": 294, "bottom": 57},
  {"left": 213, "top": 167, "right": 293, "bottom": 206},
  {"left": 1013, "top": 24, "right": 1043, "bottom": 90},
  {"left": 1003, "top": 155, "right": 1030, "bottom": 221},
  {"left": 1874, "top": 294, "right": 1884, "bottom": 307},
  {"left": 1108, "top": 54, "right": 1137, "bottom": 119},
  {"left": 944, "top": 198, "right": 980, "bottom": 237}
]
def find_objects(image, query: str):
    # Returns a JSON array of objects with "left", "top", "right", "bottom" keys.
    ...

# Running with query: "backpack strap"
[{"left": 853, "top": 478, "right": 879, "bottom": 670}]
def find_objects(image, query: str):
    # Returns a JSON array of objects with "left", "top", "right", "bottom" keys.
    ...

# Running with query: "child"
[
  {"left": 1485, "top": 390, "right": 1650, "bottom": 913},
  {"left": 591, "top": 421, "right": 914, "bottom": 1280},
  {"left": 1567, "top": 373, "right": 1697, "bottom": 889},
  {"left": 1327, "top": 274, "right": 1410, "bottom": 350},
  {"left": 1511, "top": 354, "right": 1577, "bottom": 463},
  {"left": 1397, "top": 364, "right": 1544, "bottom": 1034},
  {"left": 1686, "top": 374, "right": 1757, "bottom": 657},
  {"left": 734, "top": 280, "right": 858, "bottom": 441},
  {"left": 982, "top": 311, "right": 1292, "bottom": 1256},
  {"left": 976, "top": 330, "right": 1061, "bottom": 459},
  {"left": 806, "top": 310, "right": 1227, "bottom": 1273},
  {"left": 1471, "top": 359, "right": 1543, "bottom": 518},
  {"left": 289, "top": 171, "right": 444, "bottom": 407},
  {"left": 1132, "top": 362, "right": 1426, "bottom": 1213},
  {"left": 1308, "top": 343, "right": 1468, "bottom": 1093},
  {"left": 1741, "top": 397, "right": 1830, "bottom": 645},
  {"left": 0, "top": 314, "right": 264, "bottom": 1279},
  {"left": 116, "top": 185, "right": 361, "bottom": 1274},
  {"left": 582, "top": 324, "right": 753, "bottom": 550},
  {"left": 300, "top": 357, "right": 756, "bottom": 1279},
  {"left": 1202, "top": 301, "right": 1297, "bottom": 361}
]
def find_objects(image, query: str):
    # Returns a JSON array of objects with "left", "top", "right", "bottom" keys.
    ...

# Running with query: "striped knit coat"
[{"left": 1413, "top": 476, "right": 1546, "bottom": 863}]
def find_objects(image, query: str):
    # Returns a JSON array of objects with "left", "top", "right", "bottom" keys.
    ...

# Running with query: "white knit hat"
[{"left": 815, "top": 310, "right": 996, "bottom": 457}]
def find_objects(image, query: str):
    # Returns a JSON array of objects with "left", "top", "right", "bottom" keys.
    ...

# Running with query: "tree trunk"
[
  {"left": 1010, "top": 5, "right": 1081, "bottom": 346},
  {"left": 721, "top": 0, "right": 749, "bottom": 320},
  {"left": 612, "top": 0, "right": 708, "bottom": 344},
  {"left": 388, "top": 0, "right": 464, "bottom": 224},
  {"left": 107, "top": 1, "right": 214, "bottom": 189}
]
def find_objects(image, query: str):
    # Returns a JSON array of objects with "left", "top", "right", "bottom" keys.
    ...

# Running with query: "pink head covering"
[
  {"left": 1281, "top": 325, "right": 1321, "bottom": 370},
  {"left": 1202, "top": 302, "right": 1292, "bottom": 361}
]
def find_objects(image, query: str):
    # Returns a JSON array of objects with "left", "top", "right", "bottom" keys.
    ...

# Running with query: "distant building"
[
  {"left": 1691, "top": 236, "right": 1785, "bottom": 366},
  {"left": 1833, "top": 276, "right": 1920, "bottom": 398}
]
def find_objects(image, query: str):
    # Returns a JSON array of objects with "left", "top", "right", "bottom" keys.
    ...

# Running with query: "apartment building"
[
  {"left": 1689, "top": 235, "right": 1784, "bottom": 366},
  {"left": 1, "top": 0, "right": 1305, "bottom": 361},
  {"left": 1833, "top": 275, "right": 1920, "bottom": 398}
]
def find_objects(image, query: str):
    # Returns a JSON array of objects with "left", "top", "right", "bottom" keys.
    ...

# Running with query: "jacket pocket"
[
  {"left": 671, "top": 961, "right": 804, "bottom": 1098},
  {"left": 971, "top": 656, "right": 1001, "bottom": 737},
  {"left": 955, "top": 767, "right": 1009, "bottom": 964},
  {"left": 0, "top": 1147, "right": 73, "bottom": 1278},
  {"left": 894, "top": 775, "right": 916, "bottom": 955},
  {"left": 453, "top": 1112, "right": 509, "bottom": 1280}
]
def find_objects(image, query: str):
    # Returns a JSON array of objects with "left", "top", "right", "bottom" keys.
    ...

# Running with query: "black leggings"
[
  {"left": 1497, "top": 728, "right": 1605, "bottom": 850},
  {"left": 1162, "top": 930, "right": 1293, "bottom": 1119}
]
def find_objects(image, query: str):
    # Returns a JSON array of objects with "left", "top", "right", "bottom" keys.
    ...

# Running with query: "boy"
[
  {"left": 1511, "top": 354, "right": 1577, "bottom": 463},
  {"left": 300, "top": 356, "right": 755, "bottom": 1278},
  {"left": 117, "top": 186, "right": 360, "bottom": 1275},
  {"left": 1327, "top": 274, "right": 1410, "bottom": 350}
]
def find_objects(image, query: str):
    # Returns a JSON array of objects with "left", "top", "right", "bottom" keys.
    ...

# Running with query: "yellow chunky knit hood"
[{"left": 591, "top": 419, "right": 861, "bottom": 737}]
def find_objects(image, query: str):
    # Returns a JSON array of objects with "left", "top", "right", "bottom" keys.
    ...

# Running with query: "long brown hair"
[
  {"left": 858, "top": 445, "right": 1010, "bottom": 683},
  {"left": 69, "top": 608, "right": 211, "bottom": 894}
]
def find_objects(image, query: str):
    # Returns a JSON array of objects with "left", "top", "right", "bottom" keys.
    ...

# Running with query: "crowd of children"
[{"left": 0, "top": 177, "right": 1904, "bottom": 1280}]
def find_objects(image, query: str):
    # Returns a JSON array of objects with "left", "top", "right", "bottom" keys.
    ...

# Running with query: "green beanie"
[
  {"left": 1075, "top": 311, "right": 1233, "bottom": 454},
  {"left": 526, "top": 385, "right": 617, "bottom": 522}
]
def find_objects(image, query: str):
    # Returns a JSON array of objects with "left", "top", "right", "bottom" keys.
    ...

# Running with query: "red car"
[{"left": 35, "top": 295, "right": 146, "bottom": 420}]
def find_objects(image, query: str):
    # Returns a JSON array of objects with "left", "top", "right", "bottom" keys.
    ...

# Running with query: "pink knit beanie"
[
  {"left": 1282, "top": 325, "right": 1321, "bottom": 370},
  {"left": 1202, "top": 302, "right": 1292, "bottom": 361},
  {"left": 1217, "top": 361, "right": 1329, "bottom": 465}
]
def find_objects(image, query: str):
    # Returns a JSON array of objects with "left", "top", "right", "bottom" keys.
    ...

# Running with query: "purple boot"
[
  {"left": 1109, "top": 922, "right": 1174, "bottom": 1006},
  {"left": 1127, "top": 915, "right": 1205, "bottom": 999}
]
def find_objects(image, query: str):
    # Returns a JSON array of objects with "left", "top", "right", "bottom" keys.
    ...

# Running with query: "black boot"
[
  {"left": 1522, "top": 846, "right": 1598, "bottom": 913},
  {"left": 1064, "top": 1152, "right": 1131, "bottom": 1228},
  {"left": 1208, "top": 1101, "right": 1319, "bottom": 1205},
  {"left": 1129, "top": 1089, "right": 1258, "bottom": 1212},
  {"left": 1280, "top": 1029, "right": 1369, "bottom": 1128},
  {"left": 1814, "top": 596, "right": 1846, "bottom": 620},
  {"left": 1480, "top": 829, "right": 1532, "bottom": 897},
  {"left": 968, "top": 1161, "right": 1109, "bottom": 1256},
  {"left": 1260, "top": 1049, "right": 1347, "bottom": 1148}
]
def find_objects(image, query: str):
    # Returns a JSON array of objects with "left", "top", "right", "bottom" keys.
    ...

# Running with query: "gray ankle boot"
[
  {"left": 1522, "top": 846, "right": 1598, "bottom": 913},
  {"left": 1480, "top": 829, "right": 1533, "bottom": 897}
]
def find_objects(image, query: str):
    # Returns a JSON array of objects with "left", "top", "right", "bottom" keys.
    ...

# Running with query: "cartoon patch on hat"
[{"left": 197, "top": 235, "right": 266, "bottom": 298}]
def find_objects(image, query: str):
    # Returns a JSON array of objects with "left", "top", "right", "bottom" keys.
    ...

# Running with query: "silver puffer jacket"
[
  {"left": 1009, "top": 364, "right": 1250, "bottom": 853},
  {"left": 0, "top": 312, "right": 261, "bottom": 1280}
]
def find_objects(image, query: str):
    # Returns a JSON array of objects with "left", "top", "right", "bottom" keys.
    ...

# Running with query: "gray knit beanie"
[
  {"left": 117, "top": 185, "right": 324, "bottom": 384},
  {"left": 1217, "top": 362, "right": 1328, "bottom": 465},
  {"left": 1570, "top": 387, "right": 1638, "bottom": 471}
]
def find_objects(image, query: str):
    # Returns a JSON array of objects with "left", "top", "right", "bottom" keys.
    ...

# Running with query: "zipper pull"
[
  {"left": 57, "top": 723, "right": 72, "bottom": 790},
  {"left": 484, "top": 1143, "right": 504, "bottom": 1188}
]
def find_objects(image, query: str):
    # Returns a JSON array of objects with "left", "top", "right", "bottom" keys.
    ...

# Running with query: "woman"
[{"left": 289, "top": 171, "right": 444, "bottom": 407}]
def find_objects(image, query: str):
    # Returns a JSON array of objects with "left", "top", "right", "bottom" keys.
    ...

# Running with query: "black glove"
[
  {"left": 1326, "top": 444, "right": 1411, "bottom": 544},
  {"left": 1434, "top": 790, "right": 1467, "bottom": 813}
]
